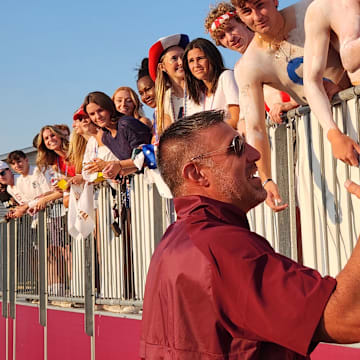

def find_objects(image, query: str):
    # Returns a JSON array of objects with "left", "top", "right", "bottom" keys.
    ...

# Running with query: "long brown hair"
[
  {"left": 183, "top": 38, "right": 226, "bottom": 105},
  {"left": 83, "top": 91, "right": 123, "bottom": 123},
  {"left": 36, "top": 125, "right": 69, "bottom": 172}
]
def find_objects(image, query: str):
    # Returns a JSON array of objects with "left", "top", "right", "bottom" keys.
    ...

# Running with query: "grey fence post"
[
  {"left": 84, "top": 234, "right": 95, "bottom": 337},
  {"left": 273, "top": 122, "right": 297, "bottom": 260},
  {"left": 286, "top": 119, "right": 298, "bottom": 261},
  {"left": 9, "top": 220, "right": 16, "bottom": 319},
  {"left": 2, "top": 222, "right": 9, "bottom": 318},
  {"left": 38, "top": 210, "right": 47, "bottom": 327}
]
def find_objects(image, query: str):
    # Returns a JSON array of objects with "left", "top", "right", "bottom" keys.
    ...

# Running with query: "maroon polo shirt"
[{"left": 140, "top": 195, "right": 336, "bottom": 360}]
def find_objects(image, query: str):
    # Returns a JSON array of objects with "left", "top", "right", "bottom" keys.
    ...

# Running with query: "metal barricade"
[
  {"left": 247, "top": 118, "right": 298, "bottom": 260},
  {"left": 95, "top": 177, "right": 168, "bottom": 306},
  {"left": 16, "top": 215, "right": 38, "bottom": 298},
  {"left": 294, "top": 87, "right": 360, "bottom": 277},
  {"left": 2, "top": 87, "right": 360, "bottom": 310},
  {"left": 248, "top": 85, "right": 360, "bottom": 278}
]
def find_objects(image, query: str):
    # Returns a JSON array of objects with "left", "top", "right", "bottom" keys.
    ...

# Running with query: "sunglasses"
[
  {"left": 190, "top": 135, "right": 246, "bottom": 161},
  {"left": 0, "top": 169, "right": 9, "bottom": 176}
]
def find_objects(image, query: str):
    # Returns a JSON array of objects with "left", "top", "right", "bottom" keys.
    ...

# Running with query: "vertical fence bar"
[
  {"left": 286, "top": 118, "right": 298, "bottom": 261},
  {"left": 38, "top": 209, "right": 47, "bottom": 327},
  {"left": 2, "top": 222, "right": 9, "bottom": 318},
  {"left": 84, "top": 233, "right": 94, "bottom": 336},
  {"left": 274, "top": 123, "right": 293, "bottom": 258},
  {"left": 9, "top": 220, "right": 16, "bottom": 319}
]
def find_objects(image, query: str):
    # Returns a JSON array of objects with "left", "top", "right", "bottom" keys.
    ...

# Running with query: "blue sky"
[{"left": 1, "top": 0, "right": 297, "bottom": 154}]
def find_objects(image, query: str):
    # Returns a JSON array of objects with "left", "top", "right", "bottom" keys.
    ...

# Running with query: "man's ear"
[
  {"left": 182, "top": 162, "right": 209, "bottom": 187},
  {"left": 274, "top": 0, "right": 279, "bottom": 8}
]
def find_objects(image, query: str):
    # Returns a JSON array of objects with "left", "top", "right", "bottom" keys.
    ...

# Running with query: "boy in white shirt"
[{"left": 5, "top": 151, "right": 61, "bottom": 218}]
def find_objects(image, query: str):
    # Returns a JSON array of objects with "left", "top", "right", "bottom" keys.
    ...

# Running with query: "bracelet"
[{"left": 262, "top": 178, "right": 273, "bottom": 187}]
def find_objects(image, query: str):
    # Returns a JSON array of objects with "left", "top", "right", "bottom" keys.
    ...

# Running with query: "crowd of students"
[{"left": 1, "top": 0, "right": 360, "bottom": 223}]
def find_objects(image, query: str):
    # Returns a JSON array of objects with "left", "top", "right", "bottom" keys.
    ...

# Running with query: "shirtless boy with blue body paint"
[{"left": 231, "top": 0, "right": 359, "bottom": 208}]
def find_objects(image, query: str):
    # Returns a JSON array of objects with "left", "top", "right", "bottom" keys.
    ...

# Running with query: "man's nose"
[
  {"left": 226, "top": 32, "right": 234, "bottom": 42},
  {"left": 253, "top": 9, "right": 263, "bottom": 22}
]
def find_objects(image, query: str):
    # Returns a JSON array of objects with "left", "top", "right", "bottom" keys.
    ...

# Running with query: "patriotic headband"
[{"left": 210, "top": 11, "right": 236, "bottom": 33}]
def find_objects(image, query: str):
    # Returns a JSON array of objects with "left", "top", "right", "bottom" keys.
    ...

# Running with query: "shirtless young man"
[
  {"left": 205, "top": 2, "right": 298, "bottom": 125},
  {"left": 231, "top": 0, "right": 358, "bottom": 207},
  {"left": 304, "top": 0, "right": 360, "bottom": 166},
  {"left": 205, "top": 2, "right": 300, "bottom": 211}
]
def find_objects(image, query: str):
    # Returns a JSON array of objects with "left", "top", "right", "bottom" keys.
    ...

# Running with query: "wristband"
[{"left": 262, "top": 178, "right": 273, "bottom": 187}]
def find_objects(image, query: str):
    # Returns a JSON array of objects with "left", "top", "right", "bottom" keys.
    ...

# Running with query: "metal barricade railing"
[
  {"left": 95, "top": 177, "right": 170, "bottom": 306},
  {"left": 0, "top": 175, "right": 168, "bottom": 312},
  {"left": 16, "top": 215, "right": 38, "bottom": 298},
  {"left": 293, "top": 86, "right": 360, "bottom": 277},
  {"left": 247, "top": 117, "right": 299, "bottom": 260},
  {"left": 1, "top": 87, "right": 360, "bottom": 311},
  {"left": 249, "top": 85, "right": 360, "bottom": 278}
]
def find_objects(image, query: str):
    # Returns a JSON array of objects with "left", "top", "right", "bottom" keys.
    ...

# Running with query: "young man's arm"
[
  {"left": 235, "top": 60, "right": 287, "bottom": 212},
  {"left": 304, "top": 2, "right": 360, "bottom": 166},
  {"left": 268, "top": 97, "right": 299, "bottom": 124}
]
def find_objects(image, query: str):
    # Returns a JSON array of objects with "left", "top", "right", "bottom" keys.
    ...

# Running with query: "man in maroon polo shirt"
[{"left": 140, "top": 110, "right": 360, "bottom": 359}]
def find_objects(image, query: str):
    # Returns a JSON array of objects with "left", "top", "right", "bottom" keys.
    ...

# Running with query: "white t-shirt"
[
  {"left": 82, "top": 136, "right": 119, "bottom": 182},
  {"left": 7, "top": 175, "right": 24, "bottom": 205},
  {"left": 7, "top": 166, "right": 52, "bottom": 205},
  {"left": 164, "top": 87, "right": 186, "bottom": 123},
  {"left": 186, "top": 70, "right": 239, "bottom": 116}
]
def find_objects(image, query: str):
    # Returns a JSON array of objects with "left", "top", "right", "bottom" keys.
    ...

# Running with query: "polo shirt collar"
[{"left": 174, "top": 195, "right": 250, "bottom": 229}]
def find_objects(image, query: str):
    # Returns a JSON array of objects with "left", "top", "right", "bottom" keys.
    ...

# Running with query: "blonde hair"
[
  {"left": 36, "top": 125, "right": 69, "bottom": 172},
  {"left": 204, "top": 2, "right": 241, "bottom": 46},
  {"left": 67, "top": 132, "right": 87, "bottom": 174},
  {"left": 155, "top": 57, "right": 171, "bottom": 136},
  {"left": 112, "top": 86, "right": 145, "bottom": 119}
]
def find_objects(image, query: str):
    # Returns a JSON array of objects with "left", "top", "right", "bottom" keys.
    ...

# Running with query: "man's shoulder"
[{"left": 305, "top": 0, "right": 330, "bottom": 23}]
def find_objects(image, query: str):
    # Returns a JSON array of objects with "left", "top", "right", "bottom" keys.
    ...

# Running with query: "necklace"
[{"left": 257, "top": 16, "right": 292, "bottom": 62}]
